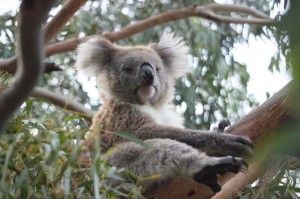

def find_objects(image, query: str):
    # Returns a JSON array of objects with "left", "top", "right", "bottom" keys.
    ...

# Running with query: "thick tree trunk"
[{"left": 150, "top": 81, "right": 293, "bottom": 199}]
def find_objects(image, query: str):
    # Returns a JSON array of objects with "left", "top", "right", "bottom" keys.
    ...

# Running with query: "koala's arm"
[
  {"left": 88, "top": 102, "right": 253, "bottom": 156},
  {"left": 134, "top": 124, "right": 253, "bottom": 157}
]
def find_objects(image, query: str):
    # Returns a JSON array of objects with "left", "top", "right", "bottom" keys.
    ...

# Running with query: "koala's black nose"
[{"left": 140, "top": 63, "right": 154, "bottom": 85}]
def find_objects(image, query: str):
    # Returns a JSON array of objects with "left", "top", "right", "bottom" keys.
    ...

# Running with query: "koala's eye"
[
  {"left": 122, "top": 67, "right": 132, "bottom": 74},
  {"left": 156, "top": 67, "right": 160, "bottom": 72}
]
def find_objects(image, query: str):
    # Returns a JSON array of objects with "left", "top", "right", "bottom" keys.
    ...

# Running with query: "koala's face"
[
  {"left": 106, "top": 47, "right": 168, "bottom": 105},
  {"left": 76, "top": 33, "right": 190, "bottom": 106}
]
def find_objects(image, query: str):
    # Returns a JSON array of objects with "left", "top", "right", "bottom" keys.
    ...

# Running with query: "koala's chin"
[{"left": 137, "top": 85, "right": 156, "bottom": 104}]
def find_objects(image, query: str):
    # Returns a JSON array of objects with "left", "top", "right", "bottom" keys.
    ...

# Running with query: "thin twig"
[
  {"left": 44, "top": 0, "right": 87, "bottom": 43},
  {"left": 206, "top": 4, "right": 270, "bottom": 19},
  {"left": 31, "top": 87, "right": 93, "bottom": 123}
]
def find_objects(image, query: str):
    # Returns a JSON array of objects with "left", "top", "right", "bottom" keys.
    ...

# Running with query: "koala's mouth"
[
  {"left": 136, "top": 85, "right": 157, "bottom": 103},
  {"left": 137, "top": 85, "right": 156, "bottom": 96}
]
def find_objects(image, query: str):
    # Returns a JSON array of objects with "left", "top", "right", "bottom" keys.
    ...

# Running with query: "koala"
[
  {"left": 75, "top": 33, "right": 253, "bottom": 193},
  {"left": 212, "top": 118, "right": 231, "bottom": 133}
]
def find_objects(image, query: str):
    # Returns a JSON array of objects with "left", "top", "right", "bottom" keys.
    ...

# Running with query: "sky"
[
  {"left": 0, "top": 0, "right": 292, "bottom": 106},
  {"left": 233, "top": 36, "right": 291, "bottom": 103},
  {"left": 0, "top": 0, "right": 18, "bottom": 12}
]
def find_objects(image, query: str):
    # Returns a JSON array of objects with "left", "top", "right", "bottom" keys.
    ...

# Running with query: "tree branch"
[
  {"left": 44, "top": 0, "right": 87, "bottom": 43},
  {"left": 43, "top": 62, "right": 62, "bottom": 73},
  {"left": 0, "top": 0, "right": 56, "bottom": 135},
  {"left": 45, "top": 4, "right": 274, "bottom": 57},
  {"left": 226, "top": 81, "right": 293, "bottom": 142},
  {"left": 0, "top": 0, "right": 87, "bottom": 74},
  {"left": 0, "top": 3, "right": 274, "bottom": 74},
  {"left": 31, "top": 87, "right": 93, "bottom": 123},
  {"left": 212, "top": 161, "right": 266, "bottom": 199},
  {"left": 152, "top": 81, "right": 293, "bottom": 198},
  {"left": 206, "top": 4, "right": 270, "bottom": 19}
]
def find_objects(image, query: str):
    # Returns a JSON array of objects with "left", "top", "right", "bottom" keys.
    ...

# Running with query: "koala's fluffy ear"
[
  {"left": 152, "top": 32, "right": 191, "bottom": 78},
  {"left": 75, "top": 37, "right": 115, "bottom": 76}
]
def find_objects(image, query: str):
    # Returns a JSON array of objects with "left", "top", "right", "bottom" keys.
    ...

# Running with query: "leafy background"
[{"left": 0, "top": 0, "right": 299, "bottom": 198}]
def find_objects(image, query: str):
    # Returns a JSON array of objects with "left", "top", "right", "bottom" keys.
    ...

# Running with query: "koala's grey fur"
[{"left": 75, "top": 33, "right": 253, "bottom": 193}]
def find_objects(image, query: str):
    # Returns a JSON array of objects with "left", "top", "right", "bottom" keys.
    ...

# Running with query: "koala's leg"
[{"left": 107, "top": 138, "right": 247, "bottom": 193}]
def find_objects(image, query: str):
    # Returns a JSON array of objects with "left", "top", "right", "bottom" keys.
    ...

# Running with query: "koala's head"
[{"left": 75, "top": 33, "right": 190, "bottom": 106}]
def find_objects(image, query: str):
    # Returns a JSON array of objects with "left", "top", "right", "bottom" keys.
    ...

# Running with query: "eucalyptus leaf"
[{"left": 114, "top": 131, "right": 159, "bottom": 150}]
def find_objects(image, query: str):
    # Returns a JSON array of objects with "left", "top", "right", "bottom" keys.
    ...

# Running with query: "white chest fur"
[{"left": 135, "top": 104, "right": 184, "bottom": 128}]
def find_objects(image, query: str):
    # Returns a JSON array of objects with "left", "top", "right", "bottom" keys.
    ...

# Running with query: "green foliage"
[
  {"left": 1, "top": 0, "right": 298, "bottom": 198},
  {"left": 0, "top": 12, "right": 16, "bottom": 59},
  {"left": 0, "top": 71, "right": 12, "bottom": 90},
  {"left": 0, "top": 0, "right": 265, "bottom": 129},
  {"left": 0, "top": 109, "right": 142, "bottom": 199},
  {"left": 239, "top": 162, "right": 300, "bottom": 199}
]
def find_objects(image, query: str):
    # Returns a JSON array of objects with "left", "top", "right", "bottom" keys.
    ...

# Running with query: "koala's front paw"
[
  {"left": 228, "top": 135, "right": 254, "bottom": 156},
  {"left": 209, "top": 133, "right": 254, "bottom": 157},
  {"left": 193, "top": 156, "right": 248, "bottom": 193}
]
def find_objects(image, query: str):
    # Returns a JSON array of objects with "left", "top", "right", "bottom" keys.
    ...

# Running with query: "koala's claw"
[
  {"left": 210, "top": 120, "right": 254, "bottom": 157},
  {"left": 241, "top": 158, "right": 248, "bottom": 168},
  {"left": 240, "top": 165, "right": 249, "bottom": 174},
  {"left": 239, "top": 159, "right": 249, "bottom": 174},
  {"left": 235, "top": 136, "right": 254, "bottom": 149},
  {"left": 217, "top": 118, "right": 231, "bottom": 133},
  {"left": 229, "top": 135, "right": 254, "bottom": 157},
  {"left": 212, "top": 118, "right": 231, "bottom": 133},
  {"left": 194, "top": 156, "right": 248, "bottom": 193},
  {"left": 207, "top": 133, "right": 254, "bottom": 157}
]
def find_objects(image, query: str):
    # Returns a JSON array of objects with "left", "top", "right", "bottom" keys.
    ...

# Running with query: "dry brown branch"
[
  {"left": 31, "top": 87, "right": 93, "bottom": 123},
  {"left": 43, "top": 62, "right": 62, "bottom": 73},
  {"left": 0, "top": 0, "right": 87, "bottom": 74},
  {"left": 212, "top": 161, "right": 266, "bottom": 199},
  {"left": 44, "top": 0, "right": 87, "bottom": 43},
  {"left": 0, "top": 0, "right": 56, "bottom": 135},
  {"left": 215, "top": 155, "right": 300, "bottom": 199},
  {"left": 45, "top": 4, "right": 274, "bottom": 57},
  {"left": 206, "top": 4, "right": 270, "bottom": 19},
  {"left": 152, "top": 82, "right": 293, "bottom": 198},
  {"left": 0, "top": 3, "right": 274, "bottom": 74}
]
